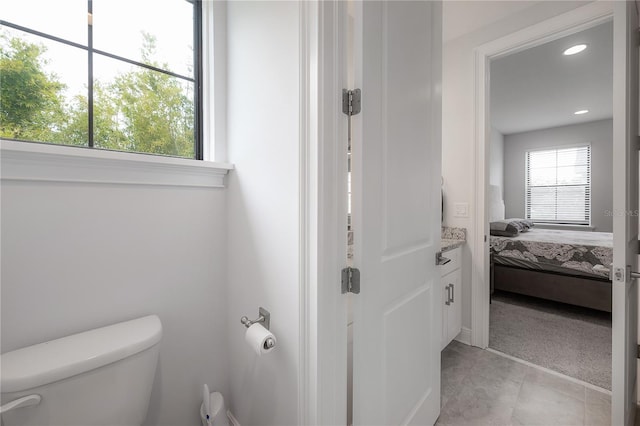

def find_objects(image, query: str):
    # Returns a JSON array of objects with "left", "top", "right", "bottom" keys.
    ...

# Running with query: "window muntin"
[
  {"left": 526, "top": 146, "right": 591, "bottom": 225},
  {"left": 0, "top": 0, "right": 202, "bottom": 159}
]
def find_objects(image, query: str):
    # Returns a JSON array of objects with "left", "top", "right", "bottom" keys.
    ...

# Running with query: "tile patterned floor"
[{"left": 437, "top": 341, "right": 612, "bottom": 426}]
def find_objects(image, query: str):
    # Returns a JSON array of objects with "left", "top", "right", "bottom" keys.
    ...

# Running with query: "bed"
[{"left": 490, "top": 228, "right": 613, "bottom": 312}]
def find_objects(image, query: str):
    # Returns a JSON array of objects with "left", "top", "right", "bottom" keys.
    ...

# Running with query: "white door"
[
  {"left": 351, "top": 1, "right": 442, "bottom": 425},
  {"left": 612, "top": 2, "right": 639, "bottom": 426}
]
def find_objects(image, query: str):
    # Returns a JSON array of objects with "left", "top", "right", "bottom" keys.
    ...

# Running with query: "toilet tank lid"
[{"left": 1, "top": 315, "right": 162, "bottom": 393}]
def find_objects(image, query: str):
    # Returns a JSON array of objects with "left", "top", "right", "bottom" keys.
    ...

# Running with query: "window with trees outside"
[
  {"left": 526, "top": 146, "right": 591, "bottom": 226},
  {"left": 0, "top": 0, "right": 203, "bottom": 159}
]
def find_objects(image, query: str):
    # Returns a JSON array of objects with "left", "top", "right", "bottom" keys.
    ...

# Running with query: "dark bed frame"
[{"left": 490, "top": 260, "right": 612, "bottom": 313}]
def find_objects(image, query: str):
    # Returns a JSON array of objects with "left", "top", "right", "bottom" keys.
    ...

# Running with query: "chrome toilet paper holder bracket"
[{"left": 240, "top": 307, "right": 270, "bottom": 330}]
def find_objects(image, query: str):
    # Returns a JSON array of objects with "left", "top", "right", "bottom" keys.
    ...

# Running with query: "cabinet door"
[
  {"left": 441, "top": 280, "right": 449, "bottom": 350},
  {"left": 446, "top": 270, "right": 462, "bottom": 344}
]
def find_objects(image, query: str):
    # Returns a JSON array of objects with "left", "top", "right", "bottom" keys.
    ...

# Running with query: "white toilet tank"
[{"left": 1, "top": 315, "right": 162, "bottom": 426}]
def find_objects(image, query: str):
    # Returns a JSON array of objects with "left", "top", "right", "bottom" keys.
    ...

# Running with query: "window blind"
[{"left": 525, "top": 146, "right": 591, "bottom": 225}]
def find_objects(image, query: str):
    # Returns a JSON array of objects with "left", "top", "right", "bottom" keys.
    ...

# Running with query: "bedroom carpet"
[{"left": 489, "top": 290, "right": 612, "bottom": 390}]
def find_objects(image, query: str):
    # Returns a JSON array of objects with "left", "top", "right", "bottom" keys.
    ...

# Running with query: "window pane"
[
  {"left": 1, "top": 0, "right": 87, "bottom": 45},
  {"left": 528, "top": 151, "right": 556, "bottom": 169},
  {"left": 0, "top": 28, "right": 88, "bottom": 146},
  {"left": 557, "top": 148, "right": 589, "bottom": 167},
  {"left": 557, "top": 164, "right": 588, "bottom": 185},
  {"left": 529, "top": 166, "right": 557, "bottom": 186},
  {"left": 528, "top": 187, "right": 557, "bottom": 221},
  {"left": 93, "top": 0, "right": 194, "bottom": 78},
  {"left": 557, "top": 186, "right": 588, "bottom": 222},
  {"left": 93, "top": 54, "right": 194, "bottom": 157}
]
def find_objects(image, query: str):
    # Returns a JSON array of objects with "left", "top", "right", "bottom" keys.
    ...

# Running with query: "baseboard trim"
[
  {"left": 227, "top": 410, "right": 241, "bottom": 426},
  {"left": 454, "top": 327, "right": 472, "bottom": 346}
]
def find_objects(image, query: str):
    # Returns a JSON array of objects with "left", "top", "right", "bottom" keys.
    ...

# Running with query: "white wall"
[
  {"left": 2, "top": 5, "right": 304, "bottom": 426},
  {"left": 1, "top": 181, "right": 230, "bottom": 426},
  {"left": 225, "top": 2, "right": 301, "bottom": 425},
  {"left": 503, "top": 119, "right": 613, "bottom": 232},
  {"left": 490, "top": 127, "right": 504, "bottom": 198},
  {"left": 442, "top": 0, "right": 589, "bottom": 330}
]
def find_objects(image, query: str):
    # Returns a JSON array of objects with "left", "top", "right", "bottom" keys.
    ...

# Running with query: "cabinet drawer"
[{"left": 440, "top": 246, "right": 461, "bottom": 276}]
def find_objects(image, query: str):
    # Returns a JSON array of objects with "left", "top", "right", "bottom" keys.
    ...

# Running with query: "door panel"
[
  {"left": 384, "top": 286, "right": 435, "bottom": 423},
  {"left": 352, "top": 1, "right": 442, "bottom": 425},
  {"left": 612, "top": 2, "right": 639, "bottom": 426}
]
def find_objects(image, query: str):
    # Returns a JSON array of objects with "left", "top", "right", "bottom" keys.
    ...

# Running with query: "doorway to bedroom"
[{"left": 486, "top": 19, "right": 613, "bottom": 392}]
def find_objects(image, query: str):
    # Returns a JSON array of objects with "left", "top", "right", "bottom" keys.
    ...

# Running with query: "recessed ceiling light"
[
  {"left": 574, "top": 109, "right": 589, "bottom": 115},
  {"left": 563, "top": 44, "right": 587, "bottom": 56}
]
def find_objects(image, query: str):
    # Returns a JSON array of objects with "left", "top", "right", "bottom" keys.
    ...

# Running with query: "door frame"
[
  {"left": 300, "top": 1, "right": 350, "bottom": 425},
  {"left": 470, "top": 1, "right": 613, "bottom": 349}
]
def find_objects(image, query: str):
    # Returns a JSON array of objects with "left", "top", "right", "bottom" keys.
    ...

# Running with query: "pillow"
[
  {"left": 490, "top": 220, "right": 522, "bottom": 237},
  {"left": 506, "top": 218, "right": 535, "bottom": 232}
]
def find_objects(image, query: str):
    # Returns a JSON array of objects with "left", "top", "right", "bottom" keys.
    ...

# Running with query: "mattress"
[{"left": 490, "top": 229, "right": 613, "bottom": 279}]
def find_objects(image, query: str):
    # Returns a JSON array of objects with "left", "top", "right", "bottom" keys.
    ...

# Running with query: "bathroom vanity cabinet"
[{"left": 440, "top": 246, "right": 462, "bottom": 350}]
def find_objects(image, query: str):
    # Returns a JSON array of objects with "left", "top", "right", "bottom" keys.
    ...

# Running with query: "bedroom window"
[
  {"left": 526, "top": 146, "right": 591, "bottom": 225},
  {"left": 0, "top": 0, "right": 203, "bottom": 159}
]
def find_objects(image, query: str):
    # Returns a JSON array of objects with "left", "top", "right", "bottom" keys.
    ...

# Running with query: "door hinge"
[
  {"left": 637, "top": 344, "right": 640, "bottom": 359},
  {"left": 341, "top": 267, "right": 361, "bottom": 294},
  {"left": 342, "top": 89, "right": 361, "bottom": 116}
]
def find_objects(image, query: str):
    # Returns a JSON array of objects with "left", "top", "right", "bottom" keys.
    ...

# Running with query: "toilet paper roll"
[{"left": 245, "top": 323, "right": 276, "bottom": 355}]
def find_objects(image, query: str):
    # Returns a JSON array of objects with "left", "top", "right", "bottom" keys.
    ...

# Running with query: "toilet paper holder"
[{"left": 240, "top": 307, "right": 271, "bottom": 331}]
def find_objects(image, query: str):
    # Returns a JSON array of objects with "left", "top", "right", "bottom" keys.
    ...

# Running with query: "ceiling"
[
  {"left": 443, "top": 1, "right": 540, "bottom": 43},
  {"left": 490, "top": 21, "right": 613, "bottom": 135}
]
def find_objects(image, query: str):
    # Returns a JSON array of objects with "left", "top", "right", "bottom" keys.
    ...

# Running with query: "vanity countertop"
[
  {"left": 441, "top": 226, "right": 466, "bottom": 253},
  {"left": 441, "top": 238, "right": 464, "bottom": 253}
]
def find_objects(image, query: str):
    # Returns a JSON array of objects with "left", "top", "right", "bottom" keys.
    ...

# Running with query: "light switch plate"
[{"left": 454, "top": 202, "right": 469, "bottom": 218}]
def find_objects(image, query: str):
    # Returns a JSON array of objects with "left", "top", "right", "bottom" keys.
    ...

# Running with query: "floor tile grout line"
[
  {"left": 486, "top": 347, "right": 611, "bottom": 396},
  {"left": 509, "top": 362, "right": 529, "bottom": 425},
  {"left": 583, "top": 387, "right": 588, "bottom": 426}
]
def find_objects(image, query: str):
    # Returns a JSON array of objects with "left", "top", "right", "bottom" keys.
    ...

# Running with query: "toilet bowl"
[{"left": 1, "top": 315, "right": 162, "bottom": 426}]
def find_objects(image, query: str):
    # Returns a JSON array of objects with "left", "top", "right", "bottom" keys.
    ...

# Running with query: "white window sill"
[{"left": 0, "top": 140, "right": 233, "bottom": 188}]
